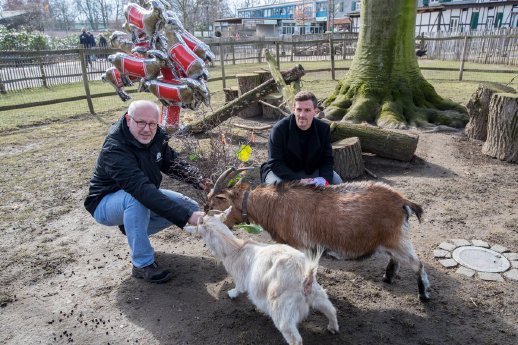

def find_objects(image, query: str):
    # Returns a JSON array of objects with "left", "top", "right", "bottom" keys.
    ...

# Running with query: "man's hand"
[{"left": 188, "top": 211, "right": 205, "bottom": 225}]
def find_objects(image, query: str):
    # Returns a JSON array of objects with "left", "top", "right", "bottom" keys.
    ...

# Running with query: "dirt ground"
[{"left": 0, "top": 112, "right": 517, "bottom": 345}]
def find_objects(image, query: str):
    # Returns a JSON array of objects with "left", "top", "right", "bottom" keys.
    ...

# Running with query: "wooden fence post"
[
  {"left": 78, "top": 49, "right": 95, "bottom": 115},
  {"left": 38, "top": 55, "right": 48, "bottom": 88},
  {"left": 0, "top": 72, "right": 6, "bottom": 94},
  {"left": 257, "top": 39, "right": 264, "bottom": 64},
  {"left": 329, "top": 32, "right": 335, "bottom": 81},
  {"left": 275, "top": 41, "right": 280, "bottom": 69},
  {"left": 219, "top": 39, "right": 226, "bottom": 89},
  {"left": 458, "top": 35, "right": 469, "bottom": 81},
  {"left": 231, "top": 42, "right": 236, "bottom": 65},
  {"left": 290, "top": 36, "right": 294, "bottom": 62}
]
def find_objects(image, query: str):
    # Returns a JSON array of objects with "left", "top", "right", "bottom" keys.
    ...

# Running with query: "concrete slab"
[
  {"left": 439, "top": 259, "right": 458, "bottom": 268},
  {"left": 452, "top": 246, "right": 510, "bottom": 273},
  {"left": 503, "top": 269, "right": 518, "bottom": 281},
  {"left": 471, "top": 239, "right": 489, "bottom": 248},
  {"left": 439, "top": 242, "right": 457, "bottom": 251},
  {"left": 452, "top": 239, "right": 471, "bottom": 247},
  {"left": 434, "top": 249, "right": 451, "bottom": 258},
  {"left": 478, "top": 272, "right": 505, "bottom": 282},
  {"left": 511, "top": 261, "right": 518, "bottom": 269},
  {"left": 490, "top": 244, "right": 509, "bottom": 253},
  {"left": 456, "top": 266, "right": 476, "bottom": 277}
]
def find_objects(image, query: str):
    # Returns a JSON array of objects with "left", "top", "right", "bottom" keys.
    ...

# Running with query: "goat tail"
[
  {"left": 302, "top": 245, "right": 325, "bottom": 296},
  {"left": 404, "top": 201, "right": 423, "bottom": 223}
]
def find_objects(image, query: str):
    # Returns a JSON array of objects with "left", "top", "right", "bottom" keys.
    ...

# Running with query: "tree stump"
[
  {"left": 224, "top": 87, "right": 239, "bottom": 103},
  {"left": 332, "top": 137, "right": 365, "bottom": 179},
  {"left": 262, "top": 93, "right": 284, "bottom": 120},
  {"left": 236, "top": 73, "right": 262, "bottom": 118},
  {"left": 253, "top": 70, "right": 273, "bottom": 83},
  {"left": 481, "top": 93, "right": 518, "bottom": 163},
  {"left": 465, "top": 82, "right": 515, "bottom": 141}
]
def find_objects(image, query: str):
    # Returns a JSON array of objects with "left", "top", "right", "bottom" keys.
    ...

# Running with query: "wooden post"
[
  {"left": 0, "top": 72, "right": 6, "bottom": 94},
  {"left": 38, "top": 53, "right": 48, "bottom": 88},
  {"left": 275, "top": 41, "right": 280, "bottom": 69},
  {"left": 329, "top": 32, "right": 335, "bottom": 81},
  {"left": 257, "top": 40, "right": 263, "bottom": 64},
  {"left": 78, "top": 49, "right": 95, "bottom": 115},
  {"left": 219, "top": 39, "right": 226, "bottom": 89},
  {"left": 231, "top": 43, "right": 236, "bottom": 65},
  {"left": 458, "top": 35, "right": 469, "bottom": 81},
  {"left": 332, "top": 137, "right": 365, "bottom": 180},
  {"left": 290, "top": 36, "right": 294, "bottom": 62}
]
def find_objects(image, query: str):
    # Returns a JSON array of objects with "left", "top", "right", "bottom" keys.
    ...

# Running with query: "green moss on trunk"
[{"left": 324, "top": 0, "right": 468, "bottom": 128}]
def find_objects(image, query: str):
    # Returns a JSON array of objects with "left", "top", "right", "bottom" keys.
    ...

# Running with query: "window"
[
  {"left": 449, "top": 17, "right": 459, "bottom": 31},
  {"left": 339, "top": 1, "right": 344, "bottom": 12},
  {"left": 486, "top": 16, "right": 494, "bottom": 29},
  {"left": 470, "top": 12, "right": 479, "bottom": 30}
]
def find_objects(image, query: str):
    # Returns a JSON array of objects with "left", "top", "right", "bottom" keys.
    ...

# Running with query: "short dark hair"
[{"left": 294, "top": 91, "right": 318, "bottom": 108}]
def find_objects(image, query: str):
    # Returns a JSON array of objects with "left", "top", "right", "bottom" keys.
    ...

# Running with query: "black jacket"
[
  {"left": 84, "top": 114, "right": 202, "bottom": 228},
  {"left": 260, "top": 114, "right": 334, "bottom": 183}
]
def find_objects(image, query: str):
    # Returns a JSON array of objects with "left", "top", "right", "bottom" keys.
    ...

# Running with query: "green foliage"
[{"left": 0, "top": 25, "right": 79, "bottom": 51}]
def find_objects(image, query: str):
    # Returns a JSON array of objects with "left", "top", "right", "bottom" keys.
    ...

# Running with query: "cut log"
[
  {"left": 185, "top": 64, "right": 305, "bottom": 134},
  {"left": 465, "top": 82, "right": 515, "bottom": 141},
  {"left": 326, "top": 120, "right": 419, "bottom": 161},
  {"left": 224, "top": 87, "right": 239, "bottom": 103},
  {"left": 264, "top": 49, "right": 300, "bottom": 107},
  {"left": 481, "top": 93, "right": 518, "bottom": 163},
  {"left": 262, "top": 93, "right": 284, "bottom": 120},
  {"left": 236, "top": 73, "right": 262, "bottom": 118},
  {"left": 332, "top": 137, "right": 365, "bottom": 179},
  {"left": 253, "top": 70, "right": 273, "bottom": 83}
]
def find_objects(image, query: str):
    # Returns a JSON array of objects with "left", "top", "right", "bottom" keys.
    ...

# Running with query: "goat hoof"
[
  {"left": 382, "top": 275, "right": 394, "bottom": 284},
  {"left": 327, "top": 325, "right": 339, "bottom": 334},
  {"left": 419, "top": 293, "right": 431, "bottom": 302}
]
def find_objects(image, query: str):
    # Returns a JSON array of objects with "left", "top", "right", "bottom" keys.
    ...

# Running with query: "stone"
[
  {"left": 490, "top": 244, "right": 509, "bottom": 253},
  {"left": 478, "top": 272, "right": 504, "bottom": 282},
  {"left": 512, "top": 261, "right": 518, "bottom": 269},
  {"left": 439, "top": 242, "right": 456, "bottom": 251},
  {"left": 434, "top": 249, "right": 451, "bottom": 258},
  {"left": 503, "top": 269, "right": 518, "bottom": 281},
  {"left": 452, "top": 239, "right": 471, "bottom": 247},
  {"left": 471, "top": 239, "right": 489, "bottom": 248},
  {"left": 503, "top": 252, "right": 518, "bottom": 261},
  {"left": 456, "top": 266, "right": 476, "bottom": 277},
  {"left": 439, "top": 259, "right": 458, "bottom": 268}
]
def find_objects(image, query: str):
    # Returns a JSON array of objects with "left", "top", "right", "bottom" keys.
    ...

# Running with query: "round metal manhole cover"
[{"left": 452, "top": 246, "right": 511, "bottom": 273}]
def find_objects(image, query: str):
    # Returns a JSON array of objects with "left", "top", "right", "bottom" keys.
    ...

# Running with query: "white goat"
[{"left": 185, "top": 208, "right": 339, "bottom": 345}]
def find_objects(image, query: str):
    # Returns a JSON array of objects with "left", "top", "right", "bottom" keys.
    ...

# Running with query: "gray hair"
[{"left": 127, "top": 100, "right": 160, "bottom": 119}]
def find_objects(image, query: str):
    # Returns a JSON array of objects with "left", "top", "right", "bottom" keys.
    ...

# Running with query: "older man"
[
  {"left": 260, "top": 91, "right": 342, "bottom": 185},
  {"left": 84, "top": 100, "right": 206, "bottom": 283}
]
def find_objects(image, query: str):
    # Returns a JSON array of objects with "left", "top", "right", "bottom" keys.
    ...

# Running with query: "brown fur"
[{"left": 210, "top": 180, "right": 432, "bottom": 301}]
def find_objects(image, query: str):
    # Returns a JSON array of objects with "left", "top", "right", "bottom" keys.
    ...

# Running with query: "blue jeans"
[
  {"left": 264, "top": 170, "right": 343, "bottom": 185},
  {"left": 93, "top": 189, "right": 199, "bottom": 268}
]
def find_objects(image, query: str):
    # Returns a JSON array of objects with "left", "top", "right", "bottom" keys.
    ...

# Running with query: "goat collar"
[{"left": 241, "top": 190, "right": 251, "bottom": 225}]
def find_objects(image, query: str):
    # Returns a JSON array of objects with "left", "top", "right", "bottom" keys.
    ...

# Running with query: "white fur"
[{"left": 185, "top": 208, "right": 339, "bottom": 345}]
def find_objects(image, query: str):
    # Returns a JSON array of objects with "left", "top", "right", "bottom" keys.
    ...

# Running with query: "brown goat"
[{"left": 208, "top": 170, "right": 431, "bottom": 302}]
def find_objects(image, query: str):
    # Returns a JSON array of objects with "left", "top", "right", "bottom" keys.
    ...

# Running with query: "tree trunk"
[
  {"left": 224, "top": 87, "right": 239, "bottom": 103},
  {"left": 262, "top": 93, "right": 284, "bottom": 120},
  {"left": 324, "top": 0, "right": 467, "bottom": 129},
  {"left": 327, "top": 120, "right": 418, "bottom": 161},
  {"left": 185, "top": 64, "right": 305, "bottom": 134},
  {"left": 236, "top": 73, "right": 262, "bottom": 118},
  {"left": 465, "top": 82, "right": 516, "bottom": 141},
  {"left": 482, "top": 93, "right": 518, "bottom": 163},
  {"left": 332, "top": 137, "right": 365, "bottom": 179}
]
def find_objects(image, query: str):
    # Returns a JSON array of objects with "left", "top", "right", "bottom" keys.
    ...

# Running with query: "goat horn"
[{"left": 208, "top": 167, "right": 254, "bottom": 199}]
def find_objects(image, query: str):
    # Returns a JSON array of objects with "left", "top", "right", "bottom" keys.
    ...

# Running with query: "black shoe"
[
  {"left": 118, "top": 224, "right": 126, "bottom": 236},
  {"left": 132, "top": 261, "right": 172, "bottom": 284}
]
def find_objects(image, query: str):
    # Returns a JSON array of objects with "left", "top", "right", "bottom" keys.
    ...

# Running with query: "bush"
[{"left": 0, "top": 25, "right": 79, "bottom": 51}]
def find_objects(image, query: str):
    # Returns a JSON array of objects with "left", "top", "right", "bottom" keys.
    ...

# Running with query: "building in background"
[{"left": 214, "top": 0, "right": 518, "bottom": 38}]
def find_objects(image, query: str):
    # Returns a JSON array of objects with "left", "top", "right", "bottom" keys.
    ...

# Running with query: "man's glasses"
[{"left": 131, "top": 118, "right": 158, "bottom": 130}]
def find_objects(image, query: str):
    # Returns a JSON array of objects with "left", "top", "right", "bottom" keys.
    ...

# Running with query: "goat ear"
[
  {"left": 222, "top": 206, "right": 232, "bottom": 220},
  {"left": 235, "top": 180, "right": 250, "bottom": 190}
]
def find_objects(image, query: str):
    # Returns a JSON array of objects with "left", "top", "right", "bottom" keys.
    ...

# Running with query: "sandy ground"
[{"left": 0, "top": 114, "right": 517, "bottom": 345}]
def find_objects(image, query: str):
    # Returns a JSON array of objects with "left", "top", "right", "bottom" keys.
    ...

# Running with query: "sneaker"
[{"left": 132, "top": 261, "right": 172, "bottom": 284}]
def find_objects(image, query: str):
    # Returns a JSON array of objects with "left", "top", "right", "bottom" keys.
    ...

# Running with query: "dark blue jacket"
[
  {"left": 260, "top": 115, "right": 334, "bottom": 183},
  {"left": 84, "top": 114, "right": 203, "bottom": 228}
]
